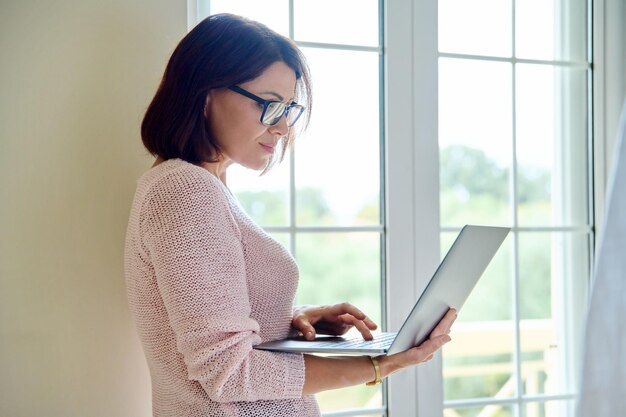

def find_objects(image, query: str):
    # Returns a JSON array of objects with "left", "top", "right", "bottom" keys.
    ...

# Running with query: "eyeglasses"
[{"left": 228, "top": 85, "right": 305, "bottom": 127}]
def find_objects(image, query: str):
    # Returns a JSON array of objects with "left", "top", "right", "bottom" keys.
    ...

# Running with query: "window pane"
[
  {"left": 295, "top": 232, "right": 382, "bottom": 413},
  {"left": 444, "top": 404, "right": 514, "bottom": 417},
  {"left": 296, "top": 48, "right": 380, "bottom": 226},
  {"left": 519, "top": 232, "right": 589, "bottom": 395},
  {"left": 443, "top": 323, "right": 516, "bottom": 401},
  {"left": 442, "top": 232, "right": 515, "bottom": 401},
  {"left": 294, "top": 0, "right": 379, "bottom": 46},
  {"left": 230, "top": 152, "right": 291, "bottom": 226},
  {"left": 516, "top": 0, "right": 587, "bottom": 61},
  {"left": 208, "top": 0, "right": 289, "bottom": 36},
  {"left": 524, "top": 399, "right": 576, "bottom": 417},
  {"left": 516, "top": 65, "right": 588, "bottom": 226},
  {"left": 439, "top": 58, "right": 512, "bottom": 226},
  {"left": 439, "top": 0, "right": 512, "bottom": 57},
  {"left": 518, "top": 233, "right": 551, "bottom": 321},
  {"left": 315, "top": 384, "right": 382, "bottom": 415},
  {"left": 295, "top": 232, "right": 382, "bottom": 324}
]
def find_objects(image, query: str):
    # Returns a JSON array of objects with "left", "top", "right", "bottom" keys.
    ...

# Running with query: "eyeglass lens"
[{"left": 262, "top": 102, "right": 303, "bottom": 127}]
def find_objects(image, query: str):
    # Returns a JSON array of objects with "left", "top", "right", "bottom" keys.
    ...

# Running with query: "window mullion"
[
  {"left": 385, "top": 0, "right": 441, "bottom": 414},
  {"left": 511, "top": 1, "right": 524, "bottom": 414},
  {"left": 412, "top": 0, "right": 443, "bottom": 413}
]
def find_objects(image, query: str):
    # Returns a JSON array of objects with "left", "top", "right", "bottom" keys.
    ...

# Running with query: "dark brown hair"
[{"left": 141, "top": 13, "right": 312, "bottom": 167}]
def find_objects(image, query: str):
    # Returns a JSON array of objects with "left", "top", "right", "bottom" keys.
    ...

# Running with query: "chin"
[{"left": 241, "top": 158, "right": 270, "bottom": 172}]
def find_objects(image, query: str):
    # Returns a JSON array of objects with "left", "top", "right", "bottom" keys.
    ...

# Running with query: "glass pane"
[
  {"left": 516, "top": 0, "right": 587, "bottom": 61},
  {"left": 296, "top": 48, "right": 380, "bottom": 226},
  {"left": 295, "top": 232, "right": 382, "bottom": 325},
  {"left": 442, "top": 232, "right": 515, "bottom": 401},
  {"left": 519, "top": 232, "right": 589, "bottom": 396},
  {"left": 316, "top": 384, "right": 382, "bottom": 414},
  {"left": 443, "top": 325, "right": 516, "bottom": 401},
  {"left": 439, "top": 58, "right": 513, "bottom": 226},
  {"left": 229, "top": 152, "right": 290, "bottom": 226},
  {"left": 439, "top": 0, "right": 512, "bottom": 57},
  {"left": 208, "top": 0, "right": 289, "bottom": 37},
  {"left": 519, "top": 233, "right": 552, "bottom": 321},
  {"left": 295, "top": 232, "right": 382, "bottom": 413},
  {"left": 524, "top": 399, "right": 576, "bottom": 417},
  {"left": 444, "top": 404, "right": 514, "bottom": 417},
  {"left": 516, "top": 65, "right": 588, "bottom": 227},
  {"left": 294, "top": 0, "right": 379, "bottom": 47}
]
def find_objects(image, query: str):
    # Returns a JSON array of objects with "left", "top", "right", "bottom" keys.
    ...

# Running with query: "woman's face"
[{"left": 206, "top": 61, "right": 297, "bottom": 171}]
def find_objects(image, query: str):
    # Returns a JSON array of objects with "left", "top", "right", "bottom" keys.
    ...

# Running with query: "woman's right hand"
[{"left": 379, "top": 308, "right": 458, "bottom": 377}]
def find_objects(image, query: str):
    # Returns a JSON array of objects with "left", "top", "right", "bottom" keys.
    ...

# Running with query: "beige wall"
[{"left": 0, "top": 1, "right": 186, "bottom": 415}]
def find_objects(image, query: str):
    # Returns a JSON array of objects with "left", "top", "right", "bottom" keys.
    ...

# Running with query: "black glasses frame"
[{"left": 228, "top": 85, "right": 304, "bottom": 127}]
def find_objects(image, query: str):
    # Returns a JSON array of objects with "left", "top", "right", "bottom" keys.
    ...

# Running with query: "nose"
[{"left": 267, "top": 115, "right": 289, "bottom": 138}]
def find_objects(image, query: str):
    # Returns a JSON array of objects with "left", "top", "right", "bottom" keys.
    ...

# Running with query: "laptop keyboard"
[{"left": 306, "top": 332, "right": 397, "bottom": 349}]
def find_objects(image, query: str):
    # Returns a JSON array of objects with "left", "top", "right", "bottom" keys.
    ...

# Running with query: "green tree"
[
  {"left": 440, "top": 145, "right": 508, "bottom": 201},
  {"left": 296, "top": 187, "right": 334, "bottom": 224}
]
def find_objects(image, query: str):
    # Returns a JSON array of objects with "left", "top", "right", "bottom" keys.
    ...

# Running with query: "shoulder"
[
  {"left": 144, "top": 159, "right": 222, "bottom": 194},
  {"left": 139, "top": 159, "right": 224, "bottom": 202},
  {"left": 137, "top": 159, "right": 235, "bottom": 227}
]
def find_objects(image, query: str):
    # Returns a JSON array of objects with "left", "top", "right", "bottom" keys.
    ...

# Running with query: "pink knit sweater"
[{"left": 124, "top": 159, "right": 320, "bottom": 416}]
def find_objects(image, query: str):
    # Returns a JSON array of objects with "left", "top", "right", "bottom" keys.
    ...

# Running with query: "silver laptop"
[{"left": 254, "top": 225, "right": 510, "bottom": 356}]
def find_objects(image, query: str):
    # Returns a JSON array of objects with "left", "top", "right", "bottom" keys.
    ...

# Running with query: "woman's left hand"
[{"left": 292, "top": 303, "right": 378, "bottom": 341}]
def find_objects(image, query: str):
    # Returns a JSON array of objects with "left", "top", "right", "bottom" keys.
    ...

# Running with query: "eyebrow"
[{"left": 258, "top": 91, "right": 293, "bottom": 102}]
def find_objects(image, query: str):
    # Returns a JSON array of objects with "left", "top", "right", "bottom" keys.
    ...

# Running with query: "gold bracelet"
[{"left": 365, "top": 356, "right": 382, "bottom": 386}]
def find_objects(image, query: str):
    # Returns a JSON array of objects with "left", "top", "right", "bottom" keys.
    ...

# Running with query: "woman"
[{"left": 125, "top": 13, "right": 457, "bottom": 416}]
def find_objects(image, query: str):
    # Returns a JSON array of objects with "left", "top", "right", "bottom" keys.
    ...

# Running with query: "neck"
[{"left": 199, "top": 159, "right": 231, "bottom": 186}]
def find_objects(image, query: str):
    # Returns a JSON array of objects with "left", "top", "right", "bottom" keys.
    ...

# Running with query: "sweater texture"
[{"left": 124, "top": 158, "right": 320, "bottom": 416}]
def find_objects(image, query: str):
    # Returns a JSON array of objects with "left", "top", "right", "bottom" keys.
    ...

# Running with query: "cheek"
[
  {"left": 218, "top": 115, "right": 268, "bottom": 159},
  {"left": 234, "top": 109, "right": 268, "bottom": 140},
  {"left": 208, "top": 100, "right": 249, "bottom": 142},
  {"left": 207, "top": 97, "right": 269, "bottom": 157}
]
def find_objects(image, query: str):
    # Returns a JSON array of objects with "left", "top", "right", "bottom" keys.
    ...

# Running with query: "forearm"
[
  {"left": 302, "top": 354, "right": 398, "bottom": 395},
  {"left": 300, "top": 309, "right": 457, "bottom": 395}
]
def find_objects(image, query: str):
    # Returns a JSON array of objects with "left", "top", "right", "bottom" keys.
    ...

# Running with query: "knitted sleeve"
[{"left": 139, "top": 170, "right": 305, "bottom": 403}]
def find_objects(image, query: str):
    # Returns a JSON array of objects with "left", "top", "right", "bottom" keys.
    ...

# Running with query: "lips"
[{"left": 259, "top": 143, "right": 275, "bottom": 153}]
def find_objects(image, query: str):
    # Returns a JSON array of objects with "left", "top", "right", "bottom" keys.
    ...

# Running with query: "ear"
[{"left": 204, "top": 91, "right": 212, "bottom": 118}]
